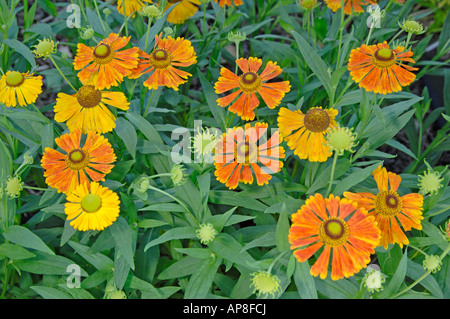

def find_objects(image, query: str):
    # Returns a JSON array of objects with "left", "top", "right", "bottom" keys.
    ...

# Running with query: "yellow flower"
[
  {"left": 0, "top": 71, "right": 43, "bottom": 107},
  {"left": 165, "top": 0, "right": 201, "bottom": 25}
]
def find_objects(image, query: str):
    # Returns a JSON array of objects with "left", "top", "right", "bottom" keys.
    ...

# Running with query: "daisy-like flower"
[
  {"left": 65, "top": 182, "right": 120, "bottom": 231},
  {"left": 344, "top": 166, "right": 424, "bottom": 249},
  {"left": 214, "top": 57, "right": 291, "bottom": 121},
  {"left": 0, "top": 71, "right": 43, "bottom": 107},
  {"left": 165, "top": 0, "right": 201, "bottom": 24},
  {"left": 74, "top": 33, "right": 140, "bottom": 90},
  {"left": 324, "top": 0, "right": 377, "bottom": 15},
  {"left": 54, "top": 85, "right": 130, "bottom": 134},
  {"left": 214, "top": 122, "right": 285, "bottom": 190},
  {"left": 289, "top": 193, "right": 380, "bottom": 281},
  {"left": 41, "top": 129, "right": 116, "bottom": 194},
  {"left": 348, "top": 41, "right": 418, "bottom": 95},
  {"left": 214, "top": 0, "right": 243, "bottom": 7},
  {"left": 277, "top": 107, "right": 338, "bottom": 162},
  {"left": 115, "top": 0, "right": 153, "bottom": 17},
  {"left": 129, "top": 34, "right": 197, "bottom": 91}
]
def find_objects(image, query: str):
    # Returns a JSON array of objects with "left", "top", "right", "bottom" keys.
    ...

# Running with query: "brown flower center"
[
  {"left": 375, "top": 190, "right": 402, "bottom": 216},
  {"left": 372, "top": 48, "right": 396, "bottom": 68},
  {"left": 319, "top": 217, "right": 349, "bottom": 247},
  {"left": 93, "top": 44, "right": 115, "bottom": 65},
  {"left": 239, "top": 72, "right": 262, "bottom": 93},
  {"left": 65, "top": 148, "right": 90, "bottom": 171},
  {"left": 150, "top": 49, "right": 173, "bottom": 69},
  {"left": 77, "top": 85, "right": 102, "bottom": 108},
  {"left": 303, "top": 108, "right": 330, "bottom": 133},
  {"left": 235, "top": 140, "right": 258, "bottom": 165}
]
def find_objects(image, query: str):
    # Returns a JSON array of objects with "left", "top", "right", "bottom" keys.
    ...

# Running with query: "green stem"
[
  {"left": 326, "top": 152, "right": 338, "bottom": 196},
  {"left": 391, "top": 243, "right": 450, "bottom": 299},
  {"left": 28, "top": 103, "right": 51, "bottom": 124},
  {"left": 23, "top": 186, "right": 55, "bottom": 191},
  {"left": 144, "top": 17, "right": 153, "bottom": 53},
  {"left": 48, "top": 55, "right": 77, "bottom": 92},
  {"left": 92, "top": 0, "right": 106, "bottom": 33},
  {"left": 336, "top": 0, "right": 345, "bottom": 70},
  {"left": 143, "top": 89, "right": 156, "bottom": 117}
]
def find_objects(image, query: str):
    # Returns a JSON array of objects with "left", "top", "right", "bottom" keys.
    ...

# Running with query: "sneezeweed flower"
[
  {"left": 289, "top": 193, "right": 380, "bottom": 281},
  {"left": 417, "top": 166, "right": 445, "bottom": 196},
  {"left": 214, "top": 122, "right": 285, "bottom": 190},
  {"left": 130, "top": 34, "right": 197, "bottom": 91},
  {"left": 54, "top": 84, "right": 130, "bottom": 134},
  {"left": 196, "top": 223, "right": 218, "bottom": 244},
  {"left": 165, "top": 0, "right": 201, "bottom": 25},
  {"left": 192, "top": 126, "right": 219, "bottom": 163},
  {"left": 423, "top": 255, "right": 442, "bottom": 273},
  {"left": 325, "top": 125, "right": 357, "bottom": 156},
  {"left": 344, "top": 166, "right": 424, "bottom": 249},
  {"left": 250, "top": 271, "right": 282, "bottom": 299},
  {"left": 399, "top": 19, "right": 427, "bottom": 35},
  {"left": 215, "top": 57, "right": 291, "bottom": 121},
  {"left": 0, "top": 71, "right": 43, "bottom": 107},
  {"left": 277, "top": 106, "right": 338, "bottom": 162},
  {"left": 171, "top": 163, "right": 188, "bottom": 186},
  {"left": 41, "top": 129, "right": 116, "bottom": 194},
  {"left": 115, "top": 0, "right": 153, "bottom": 17},
  {"left": 74, "top": 33, "right": 140, "bottom": 90},
  {"left": 348, "top": 41, "right": 418, "bottom": 95},
  {"left": 324, "top": 0, "right": 377, "bottom": 15},
  {"left": 32, "top": 38, "right": 57, "bottom": 60},
  {"left": 214, "top": 0, "right": 243, "bottom": 7},
  {"left": 362, "top": 265, "right": 386, "bottom": 293},
  {"left": 65, "top": 182, "right": 120, "bottom": 231},
  {"left": 5, "top": 176, "right": 24, "bottom": 198}
]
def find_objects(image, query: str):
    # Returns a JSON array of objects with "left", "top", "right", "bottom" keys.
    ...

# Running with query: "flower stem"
[
  {"left": 48, "top": 55, "right": 77, "bottom": 92},
  {"left": 326, "top": 152, "right": 338, "bottom": 196},
  {"left": 336, "top": 0, "right": 345, "bottom": 70},
  {"left": 144, "top": 17, "right": 154, "bottom": 53},
  {"left": 92, "top": 0, "right": 106, "bottom": 33},
  {"left": 143, "top": 89, "right": 156, "bottom": 117}
]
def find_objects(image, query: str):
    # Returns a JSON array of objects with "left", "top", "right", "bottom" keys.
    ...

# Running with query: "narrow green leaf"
[
  {"left": 31, "top": 286, "right": 72, "bottom": 299},
  {"left": 144, "top": 226, "right": 197, "bottom": 251},
  {"left": 108, "top": 216, "right": 135, "bottom": 270},
  {"left": 114, "top": 117, "right": 137, "bottom": 159},
  {"left": 294, "top": 260, "right": 318, "bottom": 299},
  {"left": 2, "top": 39, "right": 36, "bottom": 68},
  {"left": 3, "top": 225, "right": 54, "bottom": 255},
  {"left": 0, "top": 243, "right": 35, "bottom": 260},
  {"left": 276, "top": 203, "right": 290, "bottom": 252},
  {"left": 198, "top": 70, "right": 226, "bottom": 130},
  {"left": 385, "top": 248, "right": 408, "bottom": 298},
  {"left": 185, "top": 257, "right": 222, "bottom": 299}
]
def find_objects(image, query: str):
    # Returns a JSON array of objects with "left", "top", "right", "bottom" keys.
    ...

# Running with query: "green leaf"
[
  {"left": 68, "top": 241, "right": 114, "bottom": 272},
  {"left": 31, "top": 286, "right": 72, "bottom": 299},
  {"left": 144, "top": 226, "right": 197, "bottom": 251},
  {"left": 291, "top": 31, "right": 332, "bottom": 98},
  {"left": 114, "top": 117, "right": 137, "bottom": 159},
  {"left": 331, "top": 162, "right": 382, "bottom": 196},
  {"left": 137, "top": 219, "right": 170, "bottom": 228},
  {"left": 209, "top": 233, "right": 259, "bottom": 270},
  {"left": 0, "top": 243, "right": 35, "bottom": 260},
  {"left": 294, "top": 260, "right": 318, "bottom": 299},
  {"left": 184, "top": 257, "right": 222, "bottom": 299},
  {"left": 2, "top": 39, "right": 36, "bottom": 68},
  {"left": 109, "top": 216, "right": 135, "bottom": 270},
  {"left": 3, "top": 225, "right": 54, "bottom": 255},
  {"left": 14, "top": 251, "right": 88, "bottom": 276},
  {"left": 385, "top": 248, "right": 408, "bottom": 298},
  {"left": 276, "top": 203, "right": 290, "bottom": 252},
  {"left": 198, "top": 70, "right": 226, "bottom": 130},
  {"left": 158, "top": 256, "right": 203, "bottom": 280}
]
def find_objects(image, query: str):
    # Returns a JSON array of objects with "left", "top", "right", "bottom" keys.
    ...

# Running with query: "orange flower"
[
  {"left": 348, "top": 41, "right": 418, "bottom": 95},
  {"left": 214, "top": 122, "right": 285, "bottom": 189},
  {"left": 215, "top": 57, "right": 291, "bottom": 121},
  {"left": 324, "top": 0, "right": 377, "bottom": 15},
  {"left": 41, "top": 129, "right": 116, "bottom": 193},
  {"left": 277, "top": 107, "right": 338, "bottom": 162},
  {"left": 129, "top": 34, "right": 197, "bottom": 91},
  {"left": 289, "top": 193, "right": 380, "bottom": 281},
  {"left": 214, "top": 0, "right": 243, "bottom": 7},
  {"left": 344, "top": 166, "right": 424, "bottom": 249},
  {"left": 74, "top": 33, "right": 139, "bottom": 90}
]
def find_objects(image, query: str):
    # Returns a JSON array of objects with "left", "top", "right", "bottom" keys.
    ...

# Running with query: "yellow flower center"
[
  {"left": 372, "top": 48, "right": 396, "bottom": 68},
  {"left": 81, "top": 194, "right": 102, "bottom": 213},
  {"left": 93, "top": 44, "right": 115, "bottom": 65},
  {"left": 319, "top": 217, "right": 349, "bottom": 247},
  {"left": 150, "top": 49, "right": 173, "bottom": 69},
  {"left": 65, "top": 149, "right": 90, "bottom": 171},
  {"left": 77, "top": 85, "right": 102, "bottom": 108},
  {"left": 239, "top": 72, "right": 262, "bottom": 93},
  {"left": 304, "top": 108, "right": 330, "bottom": 133},
  {"left": 235, "top": 140, "right": 258, "bottom": 165},
  {"left": 375, "top": 190, "right": 402, "bottom": 216},
  {"left": 5, "top": 71, "right": 25, "bottom": 87}
]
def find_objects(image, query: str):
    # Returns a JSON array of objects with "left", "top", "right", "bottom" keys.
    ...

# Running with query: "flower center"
[
  {"left": 65, "top": 149, "right": 90, "bottom": 171},
  {"left": 239, "top": 72, "right": 262, "bottom": 93},
  {"left": 93, "top": 44, "right": 115, "bottom": 65},
  {"left": 150, "top": 49, "right": 173, "bottom": 69},
  {"left": 81, "top": 194, "right": 102, "bottom": 213},
  {"left": 77, "top": 85, "right": 102, "bottom": 108},
  {"left": 304, "top": 108, "right": 330, "bottom": 133},
  {"left": 319, "top": 217, "right": 349, "bottom": 247},
  {"left": 375, "top": 190, "right": 402, "bottom": 216},
  {"left": 372, "top": 48, "right": 396, "bottom": 68},
  {"left": 5, "top": 71, "right": 25, "bottom": 87},
  {"left": 235, "top": 140, "right": 258, "bottom": 165}
]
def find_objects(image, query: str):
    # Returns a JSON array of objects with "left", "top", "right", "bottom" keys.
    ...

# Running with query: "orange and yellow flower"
[
  {"left": 277, "top": 107, "right": 338, "bottom": 162},
  {"left": 74, "top": 33, "right": 139, "bottom": 90},
  {"left": 348, "top": 41, "right": 418, "bottom": 95},
  {"left": 344, "top": 166, "right": 424, "bottom": 249},
  {"left": 115, "top": 0, "right": 153, "bottom": 17},
  {"left": 214, "top": 0, "right": 243, "bottom": 7},
  {"left": 65, "top": 182, "right": 120, "bottom": 231},
  {"left": 166, "top": 0, "right": 201, "bottom": 24},
  {"left": 289, "top": 193, "right": 380, "bottom": 281},
  {"left": 214, "top": 122, "right": 285, "bottom": 189},
  {"left": 324, "top": 0, "right": 377, "bottom": 15},
  {"left": 0, "top": 71, "right": 43, "bottom": 107},
  {"left": 54, "top": 85, "right": 129, "bottom": 134},
  {"left": 130, "top": 34, "right": 197, "bottom": 91},
  {"left": 41, "top": 129, "right": 116, "bottom": 194},
  {"left": 215, "top": 57, "right": 291, "bottom": 121}
]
